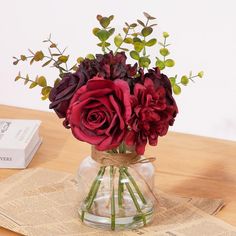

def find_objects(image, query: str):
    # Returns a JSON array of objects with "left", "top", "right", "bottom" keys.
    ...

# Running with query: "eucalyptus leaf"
[
  {"left": 114, "top": 34, "right": 123, "bottom": 47},
  {"left": 155, "top": 59, "right": 165, "bottom": 70},
  {"left": 100, "top": 17, "right": 110, "bottom": 28},
  {"left": 137, "top": 19, "right": 145, "bottom": 27},
  {"left": 181, "top": 76, "right": 189, "bottom": 85},
  {"left": 130, "top": 51, "right": 140, "bottom": 60},
  {"left": 146, "top": 38, "right": 157, "bottom": 46},
  {"left": 37, "top": 76, "right": 47, "bottom": 87},
  {"left": 42, "top": 60, "right": 52, "bottom": 67},
  {"left": 173, "top": 84, "right": 181, "bottom": 95},
  {"left": 108, "top": 28, "right": 115, "bottom": 36},
  {"left": 139, "top": 57, "right": 151, "bottom": 68},
  {"left": 124, "top": 37, "right": 133, "bottom": 44},
  {"left": 97, "top": 30, "right": 110, "bottom": 41},
  {"left": 160, "top": 48, "right": 169, "bottom": 56},
  {"left": 141, "top": 27, "right": 153, "bottom": 37},
  {"left": 29, "top": 82, "right": 38, "bottom": 89},
  {"left": 143, "top": 12, "right": 156, "bottom": 20},
  {"left": 92, "top": 27, "right": 100, "bottom": 36},
  {"left": 134, "top": 42, "right": 144, "bottom": 52},
  {"left": 165, "top": 59, "right": 175, "bottom": 67}
]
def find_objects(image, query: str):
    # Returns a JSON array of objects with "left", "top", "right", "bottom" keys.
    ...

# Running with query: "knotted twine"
[{"left": 91, "top": 146, "right": 156, "bottom": 167}]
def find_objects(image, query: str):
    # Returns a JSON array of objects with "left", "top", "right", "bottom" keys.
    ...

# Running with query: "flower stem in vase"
[
  {"left": 110, "top": 166, "right": 116, "bottom": 230},
  {"left": 81, "top": 166, "right": 106, "bottom": 221},
  {"left": 123, "top": 167, "right": 147, "bottom": 204},
  {"left": 118, "top": 168, "right": 124, "bottom": 208},
  {"left": 120, "top": 168, "right": 147, "bottom": 225}
]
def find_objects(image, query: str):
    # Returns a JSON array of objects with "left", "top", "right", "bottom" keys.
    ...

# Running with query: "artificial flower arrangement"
[{"left": 13, "top": 12, "right": 203, "bottom": 231}]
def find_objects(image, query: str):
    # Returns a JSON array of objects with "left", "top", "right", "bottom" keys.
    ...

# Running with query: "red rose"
[
  {"left": 126, "top": 78, "right": 178, "bottom": 155},
  {"left": 67, "top": 76, "right": 131, "bottom": 151}
]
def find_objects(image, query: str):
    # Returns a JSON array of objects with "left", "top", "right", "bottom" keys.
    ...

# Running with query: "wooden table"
[{"left": 0, "top": 104, "right": 236, "bottom": 235}]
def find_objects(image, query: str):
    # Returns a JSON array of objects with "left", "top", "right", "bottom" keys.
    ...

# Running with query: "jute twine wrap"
[{"left": 91, "top": 146, "right": 156, "bottom": 167}]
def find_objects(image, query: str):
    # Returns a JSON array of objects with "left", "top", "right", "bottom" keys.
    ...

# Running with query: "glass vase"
[{"left": 76, "top": 147, "right": 156, "bottom": 231}]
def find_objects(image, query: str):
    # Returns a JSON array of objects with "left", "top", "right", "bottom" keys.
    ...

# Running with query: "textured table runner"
[{"left": 0, "top": 168, "right": 234, "bottom": 236}]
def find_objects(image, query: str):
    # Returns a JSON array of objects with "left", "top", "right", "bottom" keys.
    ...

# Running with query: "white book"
[{"left": 0, "top": 119, "right": 42, "bottom": 168}]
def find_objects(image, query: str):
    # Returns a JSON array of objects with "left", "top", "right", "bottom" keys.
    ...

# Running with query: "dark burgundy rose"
[
  {"left": 74, "top": 51, "right": 137, "bottom": 87},
  {"left": 144, "top": 67, "right": 175, "bottom": 106},
  {"left": 49, "top": 73, "right": 79, "bottom": 121},
  {"left": 126, "top": 77, "right": 178, "bottom": 155},
  {"left": 67, "top": 76, "right": 131, "bottom": 151}
]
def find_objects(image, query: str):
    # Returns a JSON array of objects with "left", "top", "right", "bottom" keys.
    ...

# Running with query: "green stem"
[
  {"left": 81, "top": 166, "right": 106, "bottom": 221},
  {"left": 110, "top": 166, "right": 116, "bottom": 230},
  {"left": 123, "top": 168, "right": 147, "bottom": 205},
  {"left": 118, "top": 168, "right": 124, "bottom": 208},
  {"left": 121, "top": 168, "right": 146, "bottom": 225},
  {"left": 84, "top": 167, "right": 104, "bottom": 203},
  {"left": 114, "top": 26, "right": 130, "bottom": 54}
]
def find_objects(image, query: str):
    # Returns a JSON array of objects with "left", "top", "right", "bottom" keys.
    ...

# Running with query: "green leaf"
[
  {"left": 34, "top": 51, "right": 44, "bottom": 61},
  {"left": 96, "top": 15, "right": 103, "bottom": 21},
  {"left": 37, "top": 76, "right": 47, "bottom": 87},
  {"left": 29, "top": 82, "right": 38, "bottom": 89},
  {"left": 143, "top": 12, "right": 156, "bottom": 20},
  {"left": 169, "top": 77, "right": 176, "bottom": 86},
  {"left": 77, "top": 57, "right": 84, "bottom": 63},
  {"left": 58, "top": 55, "right": 69, "bottom": 63},
  {"left": 109, "top": 15, "right": 114, "bottom": 21},
  {"left": 124, "top": 37, "right": 133, "bottom": 44},
  {"left": 123, "top": 27, "right": 129, "bottom": 34},
  {"left": 163, "top": 32, "right": 169, "bottom": 38},
  {"left": 24, "top": 74, "right": 29, "bottom": 85},
  {"left": 92, "top": 27, "right": 100, "bottom": 36},
  {"left": 100, "top": 17, "right": 110, "bottom": 28},
  {"left": 146, "top": 38, "right": 157, "bottom": 47},
  {"left": 41, "top": 94, "right": 49, "bottom": 100},
  {"left": 155, "top": 59, "right": 165, "bottom": 70},
  {"left": 165, "top": 59, "right": 175, "bottom": 67},
  {"left": 130, "top": 51, "right": 140, "bottom": 60},
  {"left": 181, "top": 76, "right": 189, "bottom": 85},
  {"left": 139, "top": 57, "right": 151, "bottom": 68},
  {"left": 86, "top": 54, "right": 95, "bottom": 60},
  {"left": 198, "top": 71, "right": 204, "bottom": 78},
  {"left": 133, "top": 37, "right": 142, "bottom": 43},
  {"left": 130, "top": 23, "right": 138, "bottom": 28},
  {"left": 42, "top": 59, "right": 52, "bottom": 67},
  {"left": 134, "top": 42, "right": 144, "bottom": 52},
  {"left": 137, "top": 19, "right": 145, "bottom": 27},
  {"left": 30, "top": 58, "right": 34, "bottom": 65},
  {"left": 20, "top": 55, "right": 27, "bottom": 61},
  {"left": 96, "top": 30, "right": 110, "bottom": 41},
  {"left": 54, "top": 78, "right": 61, "bottom": 87},
  {"left": 160, "top": 48, "right": 169, "bottom": 56},
  {"left": 114, "top": 34, "right": 123, "bottom": 47},
  {"left": 14, "top": 75, "right": 20, "bottom": 81},
  {"left": 108, "top": 28, "right": 115, "bottom": 36},
  {"left": 41, "top": 86, "right": 51, "bottom": 96},
  {"left": 141, "top": 27, "right": 153, "bottom": 37},
  {"left": 173, "top": 84, "right": 181, "bottom": 95}
]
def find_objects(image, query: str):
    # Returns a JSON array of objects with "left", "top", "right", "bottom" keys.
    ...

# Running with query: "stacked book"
[{"left": 0, "top": 119, "right": 42, "bottom": 168}]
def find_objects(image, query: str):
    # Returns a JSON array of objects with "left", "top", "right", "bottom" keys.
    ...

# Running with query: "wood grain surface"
[{"left": 0, "top": 104, "right": 236, "bottom": 235}]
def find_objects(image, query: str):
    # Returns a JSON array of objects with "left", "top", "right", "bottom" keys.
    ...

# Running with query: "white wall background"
[{"left": 0, "top": 0, "right": 236, "bottom": 141}]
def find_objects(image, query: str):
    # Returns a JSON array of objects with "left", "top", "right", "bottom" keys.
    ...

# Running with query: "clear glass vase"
[{"left": 76, "top": 148, "right": 156, "bottom": 231}]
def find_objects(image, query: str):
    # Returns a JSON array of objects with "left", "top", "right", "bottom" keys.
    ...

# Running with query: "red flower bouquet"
[{"left": 14, "top": 12, "right": 203, "bottom": 231}]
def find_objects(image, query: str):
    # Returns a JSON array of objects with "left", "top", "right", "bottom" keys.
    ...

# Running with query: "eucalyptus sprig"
[
  {"left": 14, "top": 72, "right": 54, "bottom": 100},
  {"left": 169, "top": 71, "right": 204, "bottom": 95},
  {"left": 13, "top": 12, "right": 204, "bottom": 97}
]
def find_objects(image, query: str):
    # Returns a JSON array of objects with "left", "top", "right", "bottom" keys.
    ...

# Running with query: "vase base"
[{"left": 78, "top": 193, "right": 154, "bottom": 230}]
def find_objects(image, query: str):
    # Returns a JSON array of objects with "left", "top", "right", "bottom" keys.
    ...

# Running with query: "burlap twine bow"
[{"left": 91, "top": 146, "right": 156, "bottom": 167}]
